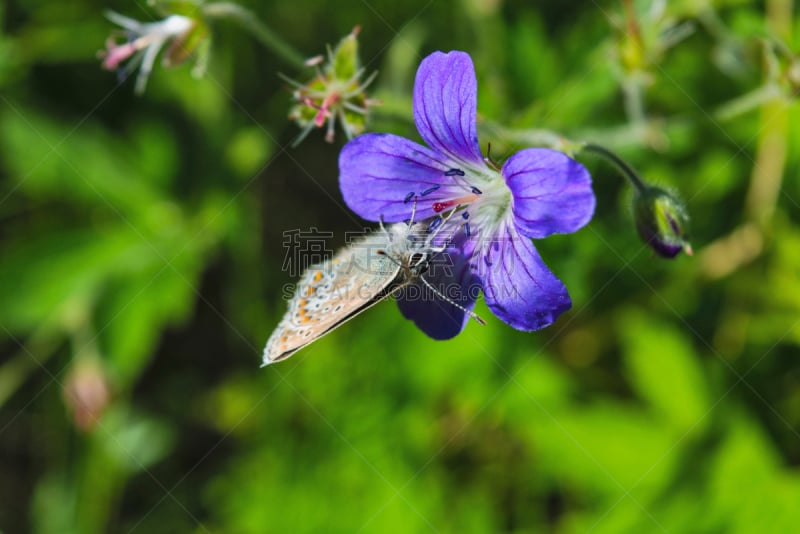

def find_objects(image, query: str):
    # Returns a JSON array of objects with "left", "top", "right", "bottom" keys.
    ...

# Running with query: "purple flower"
[{"left": 338, "top": 51, "right": 595, "bottom": 339}]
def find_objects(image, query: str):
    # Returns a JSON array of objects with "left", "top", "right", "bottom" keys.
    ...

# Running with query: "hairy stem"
[
  {"left": 580, "top": 143, "right": 647, "bottom": 192},
  {"left": 203, "top": 2, "right": 306, "bottom": 68}
]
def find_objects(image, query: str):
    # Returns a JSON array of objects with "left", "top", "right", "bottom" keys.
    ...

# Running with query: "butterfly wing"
[{"left": 263, "top": 231, "right": 402, "bottom": 365}]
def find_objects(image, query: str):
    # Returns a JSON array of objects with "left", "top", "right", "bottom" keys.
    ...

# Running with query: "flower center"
[{"left": 404, "top": 164, "right": 512, "bottom": 242}]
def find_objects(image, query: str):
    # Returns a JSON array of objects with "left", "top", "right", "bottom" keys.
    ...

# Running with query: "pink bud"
[
  {"left": 62, "top": 360, "right": 112, "bottom": 432},
  {"left": 100, "top": 41, "right": 137, "bottom": 70}
]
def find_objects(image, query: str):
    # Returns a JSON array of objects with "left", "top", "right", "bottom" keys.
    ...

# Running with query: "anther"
[
  {"left": 403, "top": 192, "right": 415, "bottom": 203},
  {"left": 427, "top": 217, "right": 443, "bottom": 233},
  {"left": 462, "top": 212, "right": 469, "bottom": 219},
  {"left": 484, "top": 255, "right": 492, "bottom": 267},
  {"left": 464, "top": 222, "right": 471, "bottom": 237},
  {"left": 471, "top": 186, "right": 483, "bottom": 195},
  {"left": 444, "top": 168, "right": 465, "bottom": 176},
  {"left": 420, "top": 185, "right": 440, "bottom": 196}
]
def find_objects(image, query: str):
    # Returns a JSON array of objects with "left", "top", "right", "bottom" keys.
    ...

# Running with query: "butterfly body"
[{"left": 263, "top": 222, "right": 434, "bottom": 365}]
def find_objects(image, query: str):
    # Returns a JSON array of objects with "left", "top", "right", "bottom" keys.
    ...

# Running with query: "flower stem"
[
  {"left": 714, "top": 83, "right": 783, "bottom": 122},
  {"left": 622, "top": 75, "right": 647, "bottom": 125},
  {"left": 202, "top": 2, "right": 306, "bottom": 69},
  {"left": 579, "top": 142, "right": 647, "bottom": 193},
  {"left": 478, "top": 120, "right": 567, "bottom": 151}
]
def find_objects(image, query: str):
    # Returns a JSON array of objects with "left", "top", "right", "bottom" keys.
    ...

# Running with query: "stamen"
[
  {"left": 464, "top": 222, "right": 471, "bottom": 237},
  {"left": 427, "top": 217, "right": 443, "bottom": 233},
  {"left": 485, "top": 142, "right": 501, "bottom": 170},
  {"left": 425, "top": 207, "right": 458, "bottom": 247},
  {"left": 409, "top": 196, "right": 419, "bottom": 224},
  {"left": 403, "top": 192, "right": 415, "bottom": 203},
  {"left": 484, "top": 255, "right": 493, "bottom": 267},
  {"left": 444, "top": 168, "right": 465, "bottom": 176},
  {"left": 471, "top": 186, "right": 483, "bottom": 195},
  {"left": 420, "top": 185, "right": 440, "bottom": 196},
  {"left": 462, "top": 212, "right": 469, "bottom": 219}
]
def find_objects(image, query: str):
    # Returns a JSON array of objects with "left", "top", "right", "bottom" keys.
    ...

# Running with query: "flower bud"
[
  {"left": 633, "top": 186, "right": 692, "bottom": 258},
  {"left": 62, "top": 359, "right": 112, "bottom": 432},
  {"left": 98, "top": 11, "right": 209, "bottom": 94},
  {"left": 285, "top": 26, "right": 379, "bottom": 145}
]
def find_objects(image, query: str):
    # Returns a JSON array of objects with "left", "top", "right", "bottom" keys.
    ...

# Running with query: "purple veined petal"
[
  {"left": 413, "top": 51, "right": 484, "bottom": 167},
  {"left": 339, "top": 133, "right": 467, "bottom": 222},
  {"left": 397, "top": 237, "right": 480, "bottom": 340},
  {"left": 476, "top": 220, "right": 571, "bottom": 331},
  {"left": 503, "top": 148, "right": 595, "bottom": 238}
]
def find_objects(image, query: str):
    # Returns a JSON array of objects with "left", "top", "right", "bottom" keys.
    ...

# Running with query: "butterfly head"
[{"left": 375, "top": 216, "right": 453, "bottom": 282}]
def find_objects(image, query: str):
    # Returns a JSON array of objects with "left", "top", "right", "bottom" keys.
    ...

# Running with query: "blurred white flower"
[{"left": 98, "top": 11, "right": 203, "bottom": 94}]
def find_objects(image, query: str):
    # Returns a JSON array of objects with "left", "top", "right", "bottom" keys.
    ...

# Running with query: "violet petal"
[
  {"left": 397, "top": 238, "right": 480, "bottom": 339},
  {"left": 503, "top": 148, "right": 595, "bottom": 239},
  {"left": 413, "top": 51, "right": 484, "bottom": 167},
  {"left": 477, "top": 221, "right": 572, "bottom": 331},
  {"left": 339, "top": 133, "right": 464, "bottom": 222}
]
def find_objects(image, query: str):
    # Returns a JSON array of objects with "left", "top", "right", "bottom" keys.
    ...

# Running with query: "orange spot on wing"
[{"left": 313, "top": 271, "right": 323, "bottom": 282}]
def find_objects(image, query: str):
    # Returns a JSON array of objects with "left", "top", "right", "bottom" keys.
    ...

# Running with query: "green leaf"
[
  {"left": 0, "top": 108, "right": 164, "bottom": 214},
  {"left": 620, "top": 311, "right": 711, "bottom": 433},
  {"left": 100, "top": 257, "right": 199, "bottom": 385},
  {"left": 95, "top": 407, "right": 176, "bottom": 473}
]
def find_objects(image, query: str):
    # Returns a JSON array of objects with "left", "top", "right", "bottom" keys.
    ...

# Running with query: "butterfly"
[{"left": 262, "top": 215, "right": 484, "bottom": 366}]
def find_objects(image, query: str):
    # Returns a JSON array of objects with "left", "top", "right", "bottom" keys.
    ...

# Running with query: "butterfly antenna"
[
  {"left": 418, "top": 275, "right": 487, "bottom": 326},
  {"left": 377, "top": 215, "right": 397, "bottom": 248}
]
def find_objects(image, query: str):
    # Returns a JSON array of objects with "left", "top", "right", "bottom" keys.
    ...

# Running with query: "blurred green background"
[{"left": 1, "top": 0, "right": 799, "bottom": 532}]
